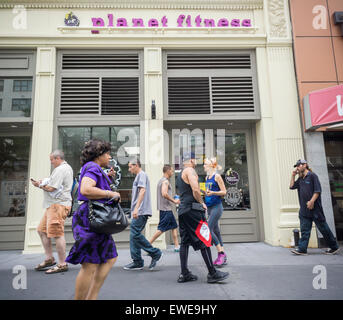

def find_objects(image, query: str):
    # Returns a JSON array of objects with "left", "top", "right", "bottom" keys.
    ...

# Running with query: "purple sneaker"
[{"left": 214, "top": 253, "right": 226, "bottom": 266}]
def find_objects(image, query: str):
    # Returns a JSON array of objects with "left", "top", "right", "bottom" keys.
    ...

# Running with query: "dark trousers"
[{"left": 298, "top": 215, "right": 339, "bottom": 253}]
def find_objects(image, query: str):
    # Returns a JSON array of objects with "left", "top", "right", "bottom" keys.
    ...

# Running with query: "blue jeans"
[
  {"left": 207, "top": 203, "right": 224, "bottom": 247},
  {"left": 298, "top": 214, "right": 339, "bottom": 253},
  {"left": 130, "top": 215, "right": 160, "bottom": 265}
]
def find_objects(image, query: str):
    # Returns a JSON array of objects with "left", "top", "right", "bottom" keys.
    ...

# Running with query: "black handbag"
[
  {"left": 86, "top": 163, "right": 129, "bottom": 235},
  {"left": 88, "top": 198, "right": 128, "bottom": 235}
]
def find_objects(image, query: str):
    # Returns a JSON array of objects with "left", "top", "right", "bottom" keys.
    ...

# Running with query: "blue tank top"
[{"left": 204, "top": 174, "right": 222, "bottom": 207}]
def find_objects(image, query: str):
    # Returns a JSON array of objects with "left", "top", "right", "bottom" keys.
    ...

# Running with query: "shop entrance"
[
  {"left": 324, "top": 131, "right": 343, "bottom": 242},
  {"left": 0, "top": 124, "right": 31, "bottom": 250},
  {"left": 165, "top": 122, "right": 260, "bottom": 245}
]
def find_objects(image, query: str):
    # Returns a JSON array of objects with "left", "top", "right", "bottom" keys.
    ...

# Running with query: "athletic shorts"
[
  {"left": 37, "top": 204, "right": 70, "bottom": 238},
  {"left": 157, "top": 210, "right": 178, "bottom": 232},
  {"left": 178, "top": 209, "right": 208, "bottom": 251}
]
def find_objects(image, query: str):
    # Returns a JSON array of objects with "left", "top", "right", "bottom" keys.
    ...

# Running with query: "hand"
[
  {"left": 292, "top": 169, "right": 299, "bottom": 177},
  {"left": 206, "top": 190, "right": 213, "bottom": 196},
  {"left": 31, "top": 179, "right": 40, "bottom": 187},
  {"left": 108, "top": 191, "right": 120, "bottom": 200},
  {"left": 132, "top": 208, "right": 139, "bottom": 219},
  {"left": 306, "top": 200, "right": 314, "bottom": 210},
  {"left": 174, "top": 199, "right": 180, "bottom": 205},
  {"left": 202, "top": 203, "right": 207, "bottom": 211},
  {"left": 108, "top": 167, "right": 116, "bottom": 178}
]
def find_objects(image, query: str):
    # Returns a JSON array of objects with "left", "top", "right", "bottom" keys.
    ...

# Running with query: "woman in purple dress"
[{"left": 66, "top": 139, "right": 120, "bottom": 300}]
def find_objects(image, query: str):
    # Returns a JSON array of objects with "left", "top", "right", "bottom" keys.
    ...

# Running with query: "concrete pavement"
[{"left": 0, "top": 242, "right": 342, "bottom": 300}]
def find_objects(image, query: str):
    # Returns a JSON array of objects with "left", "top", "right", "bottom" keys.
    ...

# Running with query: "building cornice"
[{"left": 0, "top": 0, "right": 264, "bottom": 10}]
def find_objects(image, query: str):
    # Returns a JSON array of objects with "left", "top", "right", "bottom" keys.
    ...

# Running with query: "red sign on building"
[{"left": 304, "top": 84, "right": 343, "bottom": 130}]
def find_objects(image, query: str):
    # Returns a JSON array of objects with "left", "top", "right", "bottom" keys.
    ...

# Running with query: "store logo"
[
  {"left": 90, "top": 13, "right": 252, "bottom": 30},
  {"left": 337, "top": 95, "right": 343, "bottom": 117},
  {"left": 224, "top": 187, "right": 243, "bottom": 208},
  {"left": 225, "top": 168, "right": 240, "bottom": 186},
  {"left": 64, "top": 12, "right": 80, "bottom": 27}
]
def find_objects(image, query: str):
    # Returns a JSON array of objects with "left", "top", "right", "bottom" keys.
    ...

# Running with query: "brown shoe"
[
  {"left": 45, "top": 263, "right": 68, "bottom": 274},
  {"left": 35, "top": 258, "right": 56, "bottom": 271}
]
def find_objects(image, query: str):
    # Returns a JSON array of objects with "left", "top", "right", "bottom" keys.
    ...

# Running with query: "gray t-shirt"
[
  {"left": 131, "top": 170, "right": 152, "bottom": 216},
  {"left": 43, "top": 161, "right": 73, "bottom": 209},
  {"left": 157, "top": 177, "right": 172, "bottom": 211}
]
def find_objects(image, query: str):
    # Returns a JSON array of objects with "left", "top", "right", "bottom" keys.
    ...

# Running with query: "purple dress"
[{"left": 66, "top": 162, "right": 118, "bottom": 265}]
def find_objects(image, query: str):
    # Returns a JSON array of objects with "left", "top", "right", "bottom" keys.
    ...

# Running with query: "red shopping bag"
[{"left": 195, "top": 220, "right": 212, "bottom": 247}]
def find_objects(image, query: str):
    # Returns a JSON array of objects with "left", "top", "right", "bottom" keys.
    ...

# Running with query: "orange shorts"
[{"left": 37, "top": 204, "right": 70, "bottom": 238}]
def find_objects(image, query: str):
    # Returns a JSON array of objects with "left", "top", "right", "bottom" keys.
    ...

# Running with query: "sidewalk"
[{"left": 0, "top": 242, "right": 342, "bottom": 300}]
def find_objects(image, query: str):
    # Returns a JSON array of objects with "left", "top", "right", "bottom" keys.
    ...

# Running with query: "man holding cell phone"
[
  {"left": 289, "top": 159, "right": 339, "bottom": 256},
  {"left": 31, "top": 150, "right": 73, "bottom": 274}
]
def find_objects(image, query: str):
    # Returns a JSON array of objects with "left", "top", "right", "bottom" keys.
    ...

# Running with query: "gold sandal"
[
  {"left": 45, "top": 264, "right": 68, "bottom": 274},
  {"left": 35, "top": 258, "right": 56, "bottom": 271}
]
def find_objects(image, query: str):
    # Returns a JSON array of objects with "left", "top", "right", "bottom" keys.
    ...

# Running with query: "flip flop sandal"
[
  {"left": 45, "top": 264, "right": 68, "bottom": 274},
  {"left": 35, "top": 258, "right": 56, "bottom": 271}
]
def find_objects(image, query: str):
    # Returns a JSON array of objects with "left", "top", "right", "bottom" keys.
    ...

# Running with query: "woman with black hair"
[{"left": 66, "top": 139, "right": 121, "bottom": 300}]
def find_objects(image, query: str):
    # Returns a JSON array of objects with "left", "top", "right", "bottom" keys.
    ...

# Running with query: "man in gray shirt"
[
  {"left": 124, "top": 159, "right": 163, "bottom": 271},
  {"left": 31, "top": 150, "right": 73, "bottom": 274}
]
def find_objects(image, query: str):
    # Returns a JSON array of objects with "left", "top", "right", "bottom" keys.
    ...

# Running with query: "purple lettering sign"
[{"left": 89, "top": 14, "right": 253, "bottom": 30}]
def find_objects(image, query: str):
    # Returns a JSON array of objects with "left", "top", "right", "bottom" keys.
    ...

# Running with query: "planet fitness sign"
[{"left": 90, "top": 14, "right": 252, "bottom": 29}]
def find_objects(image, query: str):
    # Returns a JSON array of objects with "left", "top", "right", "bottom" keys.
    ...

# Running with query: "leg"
[
  {"left": 200, "top": 246, "right": 216, "bottom": 275},
  {"left": 207, "top": 205, "right": 222, "bottom": 249},
  {"left": 179, "top": 244, "right": 190, "bottom": 275},
  {"left": 55, "top": 236, "right": 67, "bottom": 265},
  {"left": 149, "top": 230, "right": 163, "bottom": 244},
  {"left": 314, "top": 219, "right": 339, "bottom": 250},
  {"left": 74, "top": 262, "right": 98, "bottom": 300},
  {"left": 37, "top": 231, "right": 53, "bottom": 260},
  {"left": 298, "top": 215, "right": 313, "bottom": 253},
  {"left": 86, "top": 257, "right": 117, "bottom": 300},
  {"left": 171, "top": 228, "right": 180, "bottom": 248}
]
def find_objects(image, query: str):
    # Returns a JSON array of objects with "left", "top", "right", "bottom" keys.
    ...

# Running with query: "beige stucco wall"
[{"left": 0, "top": 0, "right": 317, "bottom": 252}]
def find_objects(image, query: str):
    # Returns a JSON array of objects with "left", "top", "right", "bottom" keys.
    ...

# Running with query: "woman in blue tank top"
[{"left": 204, "top": 158, "right": 227, "bottom": 266}]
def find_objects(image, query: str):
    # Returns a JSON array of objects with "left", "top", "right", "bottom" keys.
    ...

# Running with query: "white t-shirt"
[{"left": 42, "top": 161, "right": 73, "bottom": 209}]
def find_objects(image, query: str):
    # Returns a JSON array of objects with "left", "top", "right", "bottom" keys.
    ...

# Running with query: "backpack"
[{"left": 69, "top": 177, "right": 79, "bottom": 217}]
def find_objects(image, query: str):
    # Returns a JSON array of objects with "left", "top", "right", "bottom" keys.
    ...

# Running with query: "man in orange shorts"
[{"left": 31, "top": 150, "right": 73, "bottom": 274}]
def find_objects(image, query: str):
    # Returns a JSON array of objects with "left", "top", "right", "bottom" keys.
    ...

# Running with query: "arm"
[
  {"left": 161, "top": 180, "right": 179, "bottom": 204},
  {"left": 206, "top": 174, "right": 226, "bottom": 196},
  {"left": 132, "top": 187, "right": 145, "bottom": 219},
  {"left": 80, "top": 177, "right": 120, "bottom": 200},
  {"left": 289, "top": 169, "right": 299, "bottom": 189},
  {"left": 184, "top": 168, "right": 206, "bottom": 210},
  {"left": 31, "top": 179, "right": 56, "bottom": 192},
  {"left": 307, "top": 192, "right": 320, "bottom": 210}
]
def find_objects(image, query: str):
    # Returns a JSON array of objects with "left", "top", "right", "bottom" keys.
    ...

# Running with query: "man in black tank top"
[{"left": 175, "top": 153, "right": 229, "bottom": 284}]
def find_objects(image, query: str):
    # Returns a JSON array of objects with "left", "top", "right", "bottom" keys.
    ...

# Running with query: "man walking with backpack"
[{"left": 31, "top": 150, "right": 73, "bottom": 274}]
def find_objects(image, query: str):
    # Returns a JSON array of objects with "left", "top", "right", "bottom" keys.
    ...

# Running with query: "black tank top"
[{"left": 176, "top": 169, "right": 197, "bottom": 215}]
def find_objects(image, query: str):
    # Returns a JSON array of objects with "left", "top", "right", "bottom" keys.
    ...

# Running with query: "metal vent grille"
[
  {"left": 167, "top": 54, "right": 251, "bottom": 69},
  {"left": 101, "top": 78, "right": 139, "bottom": 115},
  {"left": 60, "top": 78, "right": 99, "bottom": 114},
  {"left": 62, "top": 54, "right": 139, "bottom": 70},
  {"left": 212, "top": 77, "right": 254, "bottom": 112},
  {"left": 168, "top": 77, "right": 210, "bottom": 114}
]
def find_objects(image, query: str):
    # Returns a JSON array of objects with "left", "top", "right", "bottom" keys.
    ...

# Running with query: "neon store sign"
[{"left": 90, "top": 14, "right": 252, "bottom": 30}]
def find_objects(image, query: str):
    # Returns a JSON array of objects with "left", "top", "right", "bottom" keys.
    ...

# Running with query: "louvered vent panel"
[
  {"left": 62, "top": 54, "right": 139, "bottom": 69},
  {"left": 167, "top": 54, "right": 251, "bottom": 69},
  {"left": 101, "top": 78, "right": 139, "bottom": 115},
  {"left": 212, "top": 77, "right": 254, "bottom": 113},
  {"left": 168, "top": 77, "right": 210, "bottom": 114},
  {"left": 60, "top": 78, "right": 99, "bottom": 114}
]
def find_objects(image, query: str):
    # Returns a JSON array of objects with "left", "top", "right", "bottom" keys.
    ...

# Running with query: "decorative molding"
[
  {"left": 0, "top": 0, "right": 264, "bottom": 10},
  {"left": 267, "top": 0, "right": 287, "bottom": 38}
]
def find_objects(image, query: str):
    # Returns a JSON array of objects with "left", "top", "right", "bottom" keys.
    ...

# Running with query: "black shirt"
[
  {"left": 176, "top": 170, "right": 197, "bottom": 216},
  {"left": 290, "top": 171, "right": 325, "bottom": 221}
]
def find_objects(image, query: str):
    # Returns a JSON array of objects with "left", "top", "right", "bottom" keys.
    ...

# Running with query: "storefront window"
[
  {"left": 324, "top": 132, "right": 343, "bottom": 241},
  {"left": 0, "top": 136, "right": 30, "bottom": 217},
  {"left": 59, "top": 126, "right": 140, "bottom": 209},
  {"left": 0, "top": 78, "right": 33, "bottom": 118},
  {"left": 174, "top": 129, "right": 251, "bottom": 211}
]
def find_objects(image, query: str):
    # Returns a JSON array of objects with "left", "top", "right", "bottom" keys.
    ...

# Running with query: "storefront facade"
[
  {"left": 0, "top": 0, "right": 313, "bottom": 253},
  {"left": 289, "top": 0, "right": 343, "bottom": 244}
]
